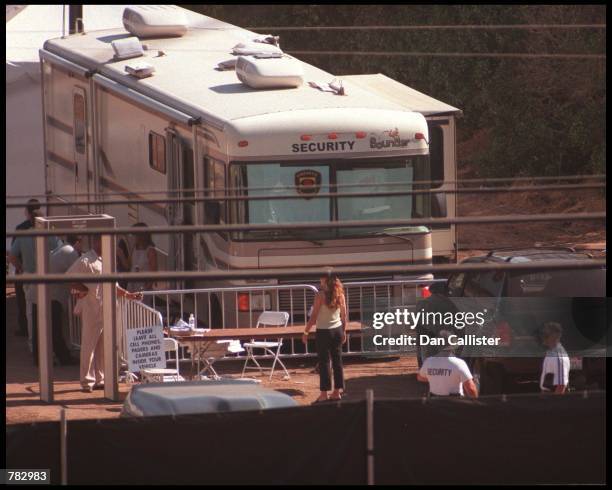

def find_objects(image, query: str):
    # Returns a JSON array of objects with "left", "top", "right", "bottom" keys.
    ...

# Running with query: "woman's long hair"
[{"left": 323, "top": 273, "right": 344, "bottom": 310}]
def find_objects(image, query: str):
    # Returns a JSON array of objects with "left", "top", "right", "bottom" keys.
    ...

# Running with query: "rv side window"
[
  {"left": 204, "top": 157, "right": 227, "bottom": 227},
  {"left": 148, "top": 132, "right": 166, "bottom": 174},
  {"left": 73, "top": 93, "right": 86, "bottom": 155},
  {"left": 429, "top": 126, "right": 444, "bottom": 188}
]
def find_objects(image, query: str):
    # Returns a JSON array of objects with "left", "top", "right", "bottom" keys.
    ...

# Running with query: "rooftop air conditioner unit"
[
  {"left": 122, "top": 5, "right": 188, "bottom": 38},
  {"left": 112, "top": 36, "right": 144, "bottom": 60},
  {"left": 232, "top": 42, "right": 283, "bottom": 56},
  {"left": 125, "top": 62, "right": 156, "bottom": 79},
  {"left": 236, "top": 55, "right": 304, "bottom": 89}
]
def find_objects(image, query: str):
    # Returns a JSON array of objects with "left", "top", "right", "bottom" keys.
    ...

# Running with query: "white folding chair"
[
  {"left": 190, "top": 340, "right": 244, "bottom": 380},
  {"left": 241, "top": 311, "right": 290, "bottom": 381},
  {"left": 141, "top": 337, "right": 186, "bottom": 383}
]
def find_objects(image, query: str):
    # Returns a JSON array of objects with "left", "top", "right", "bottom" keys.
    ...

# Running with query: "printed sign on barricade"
[{"left": 126, "top": 325, "right": 165, "bottom": 372}]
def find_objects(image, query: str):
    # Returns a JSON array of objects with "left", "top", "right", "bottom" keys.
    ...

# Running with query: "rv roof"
[
  {"left": 343, "top": 74, "right": 462, "bottom": 117},
  {"left": 42, "top": 7, "right": 458, "bottom": 127}
]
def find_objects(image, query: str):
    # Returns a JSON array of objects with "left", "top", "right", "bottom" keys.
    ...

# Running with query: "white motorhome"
[{"left": 39, "top": 6, "right": 458, "bottom": 326}]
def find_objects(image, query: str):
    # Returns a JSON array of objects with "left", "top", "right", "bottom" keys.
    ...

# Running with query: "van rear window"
[{"left": 463, "top": 271, "right": 504, "bottom": 297}]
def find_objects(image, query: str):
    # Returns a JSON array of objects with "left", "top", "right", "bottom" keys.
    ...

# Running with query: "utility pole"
[{"left": 68, "top": 5, "right": 83, "bottom": 34}]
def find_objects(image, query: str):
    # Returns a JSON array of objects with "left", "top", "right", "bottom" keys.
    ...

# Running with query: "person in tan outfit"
[{"left": 68, "top": 235, "right": 142, "bottom": 392}]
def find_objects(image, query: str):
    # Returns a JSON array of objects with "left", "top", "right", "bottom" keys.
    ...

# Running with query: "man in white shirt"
[
  {"left": 68, "top": 235, "right": 142, "bottom": 392},
  {"left": 417, "top": 330, "right": 479, "bottom": 398},
  {"left": 539, "top": 322, "right": 570, "bottom": 394},
  {"left": 49, "top": 235, "right": 82, "bottom": 365}
]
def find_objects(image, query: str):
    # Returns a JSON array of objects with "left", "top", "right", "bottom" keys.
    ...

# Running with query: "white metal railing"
[
  {"left": 143, "top": 284, "right": 318, "bottom": 329},
  {"left": 343, "top": 278, "right": 447, "bottom": 356},
  {"left": 116, "top": 295, "right": 164, "bottom": 369},
  {"left": 140, "top": 279, "right": 447, "bottom": 360},
  {"left": 143, "top": 284, "right": 319, "bottom": 359},
  {"left": 68, "top": 295, "right": 81, "bottom": 349},
  {"left": 68, "top": 294, "right": 164, "bottom": 380},
  {"left": 67, "top": 279, "right": 447, "bottom": 366}
]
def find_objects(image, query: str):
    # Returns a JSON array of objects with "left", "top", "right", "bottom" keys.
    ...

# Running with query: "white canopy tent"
[{"left": 6, "top": 5, "right": 128, "bottom": 250}]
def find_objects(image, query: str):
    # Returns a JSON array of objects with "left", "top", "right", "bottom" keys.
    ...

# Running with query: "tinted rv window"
[
  {"left": 228, "top": 155, "right": 429, "bottom": 241},
  {"left": 73, "top": 93, "right": 86, "bottom": 154},
  {"left": 247, "top": 164, "right": 330, "bottom": 225},
  {"left": 429, "top": 126, "right": 444, "bottom": 188},
  {"left": 148, "top": 132, "right": 166, "bottom": 174},
  {"left": 336, "top": 156, "right": 430, "bottom": 236},
  {"left": 228, "top": 162, "right": 331, "bottom": 241},
  {"left": 337, "top": 163, "right": 412, "bottom": 224},
  {"left": 204, "top": 157, "right": 227, "bottom": 228}
]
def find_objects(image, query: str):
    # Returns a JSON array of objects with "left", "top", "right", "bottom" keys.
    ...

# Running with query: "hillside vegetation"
[{"left": 186, "top": 5, "right": 605, "bottom": 179}]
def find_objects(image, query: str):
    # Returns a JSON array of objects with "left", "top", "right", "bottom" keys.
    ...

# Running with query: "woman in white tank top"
[{"left": 303, "top": 272, "right": 347, "bottom": 403}]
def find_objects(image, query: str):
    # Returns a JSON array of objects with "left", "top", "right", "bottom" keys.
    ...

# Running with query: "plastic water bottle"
[{"left": 188, "top": 313, "right": 196, "bottom": 332}]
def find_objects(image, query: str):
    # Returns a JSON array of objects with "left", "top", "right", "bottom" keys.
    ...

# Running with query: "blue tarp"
[{"left": 122, "top": 379, "right": 298, "bottom": 417}]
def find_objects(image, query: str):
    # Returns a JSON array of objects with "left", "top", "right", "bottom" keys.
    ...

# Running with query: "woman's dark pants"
[{"left": 315, "top": 328, "right": 344, "bottom": 392}]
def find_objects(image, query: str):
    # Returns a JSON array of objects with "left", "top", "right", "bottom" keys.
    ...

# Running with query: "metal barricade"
[
  {"left": 342, "top": 278, "right": 448, "bottom": 356},
  {"left": 68, "top": 294, "right": 164, "bottom": 380},
  {"left": 67, "top": 295, "right": 81, "bottom": 350},
  {"left": 140, "top": 279, "right": 446, "bottom": 361},
  {"left": 142, "top": 284, "right": 319, "bottom": 360},
  {"left": 116, "top": 295, "right": 164, "bottom": 373}
]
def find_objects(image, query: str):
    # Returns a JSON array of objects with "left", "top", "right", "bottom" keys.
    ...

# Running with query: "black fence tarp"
[
  {"left": 5, "top": 391, "right": 605, "bottom": 485},
  {"left": 6, "top": 422, "right": 61, "bottom": 485},
  {"left": 374, "top": 391, "right": 606, "bottom": 485},
  {"left": 66, "top": 402, "right": 366, "bottom": 485}
]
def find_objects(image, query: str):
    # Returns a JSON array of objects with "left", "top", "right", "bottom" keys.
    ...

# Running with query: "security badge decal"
[{"left": 295, "top": 170, "right": 322, "bottom": 198}]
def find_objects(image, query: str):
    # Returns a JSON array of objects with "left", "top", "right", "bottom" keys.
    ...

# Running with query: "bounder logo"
[{"left": 370, "top": 128, "right": 411, "bottom": 150}]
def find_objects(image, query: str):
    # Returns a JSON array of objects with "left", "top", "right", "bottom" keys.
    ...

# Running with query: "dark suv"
[{"left": 435, "top": 248, "right": 606, "bottom": 394}]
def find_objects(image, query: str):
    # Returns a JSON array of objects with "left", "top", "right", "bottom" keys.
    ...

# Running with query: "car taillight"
[
  {"left": 495, "top": 320, "right": 512, "bottom": 346},
  {"left": 238, "top": 293, "right": 249, "bottom": 312},
  {"left": 420, "top": 286, "right": 432, "bottom": 298}
]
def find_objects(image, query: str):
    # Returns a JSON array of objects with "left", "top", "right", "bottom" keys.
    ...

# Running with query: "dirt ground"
[
  {"left": 455, "top": 139, "right": 606, "bottom": 254},
  {"left": 457, "top": 186, "right": 606, "bottom": 253},
  {"left": 5, "top": 290, "right": 423, "bottom": 425}
]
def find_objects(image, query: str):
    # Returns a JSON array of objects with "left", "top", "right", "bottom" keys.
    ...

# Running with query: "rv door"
[
  {"left": 72, "top": 86, "right": 90, "bottom": 204},
  {"left": 166, "top": 128, "right": 184, "bottom": 278},
  {"left": 165, "top": 128, "right": 196, "bottom": 283}
]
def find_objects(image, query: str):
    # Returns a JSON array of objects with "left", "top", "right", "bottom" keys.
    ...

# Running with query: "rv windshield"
[{"left": 229, "top": 156, "right": 430, "bottom": 241}]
